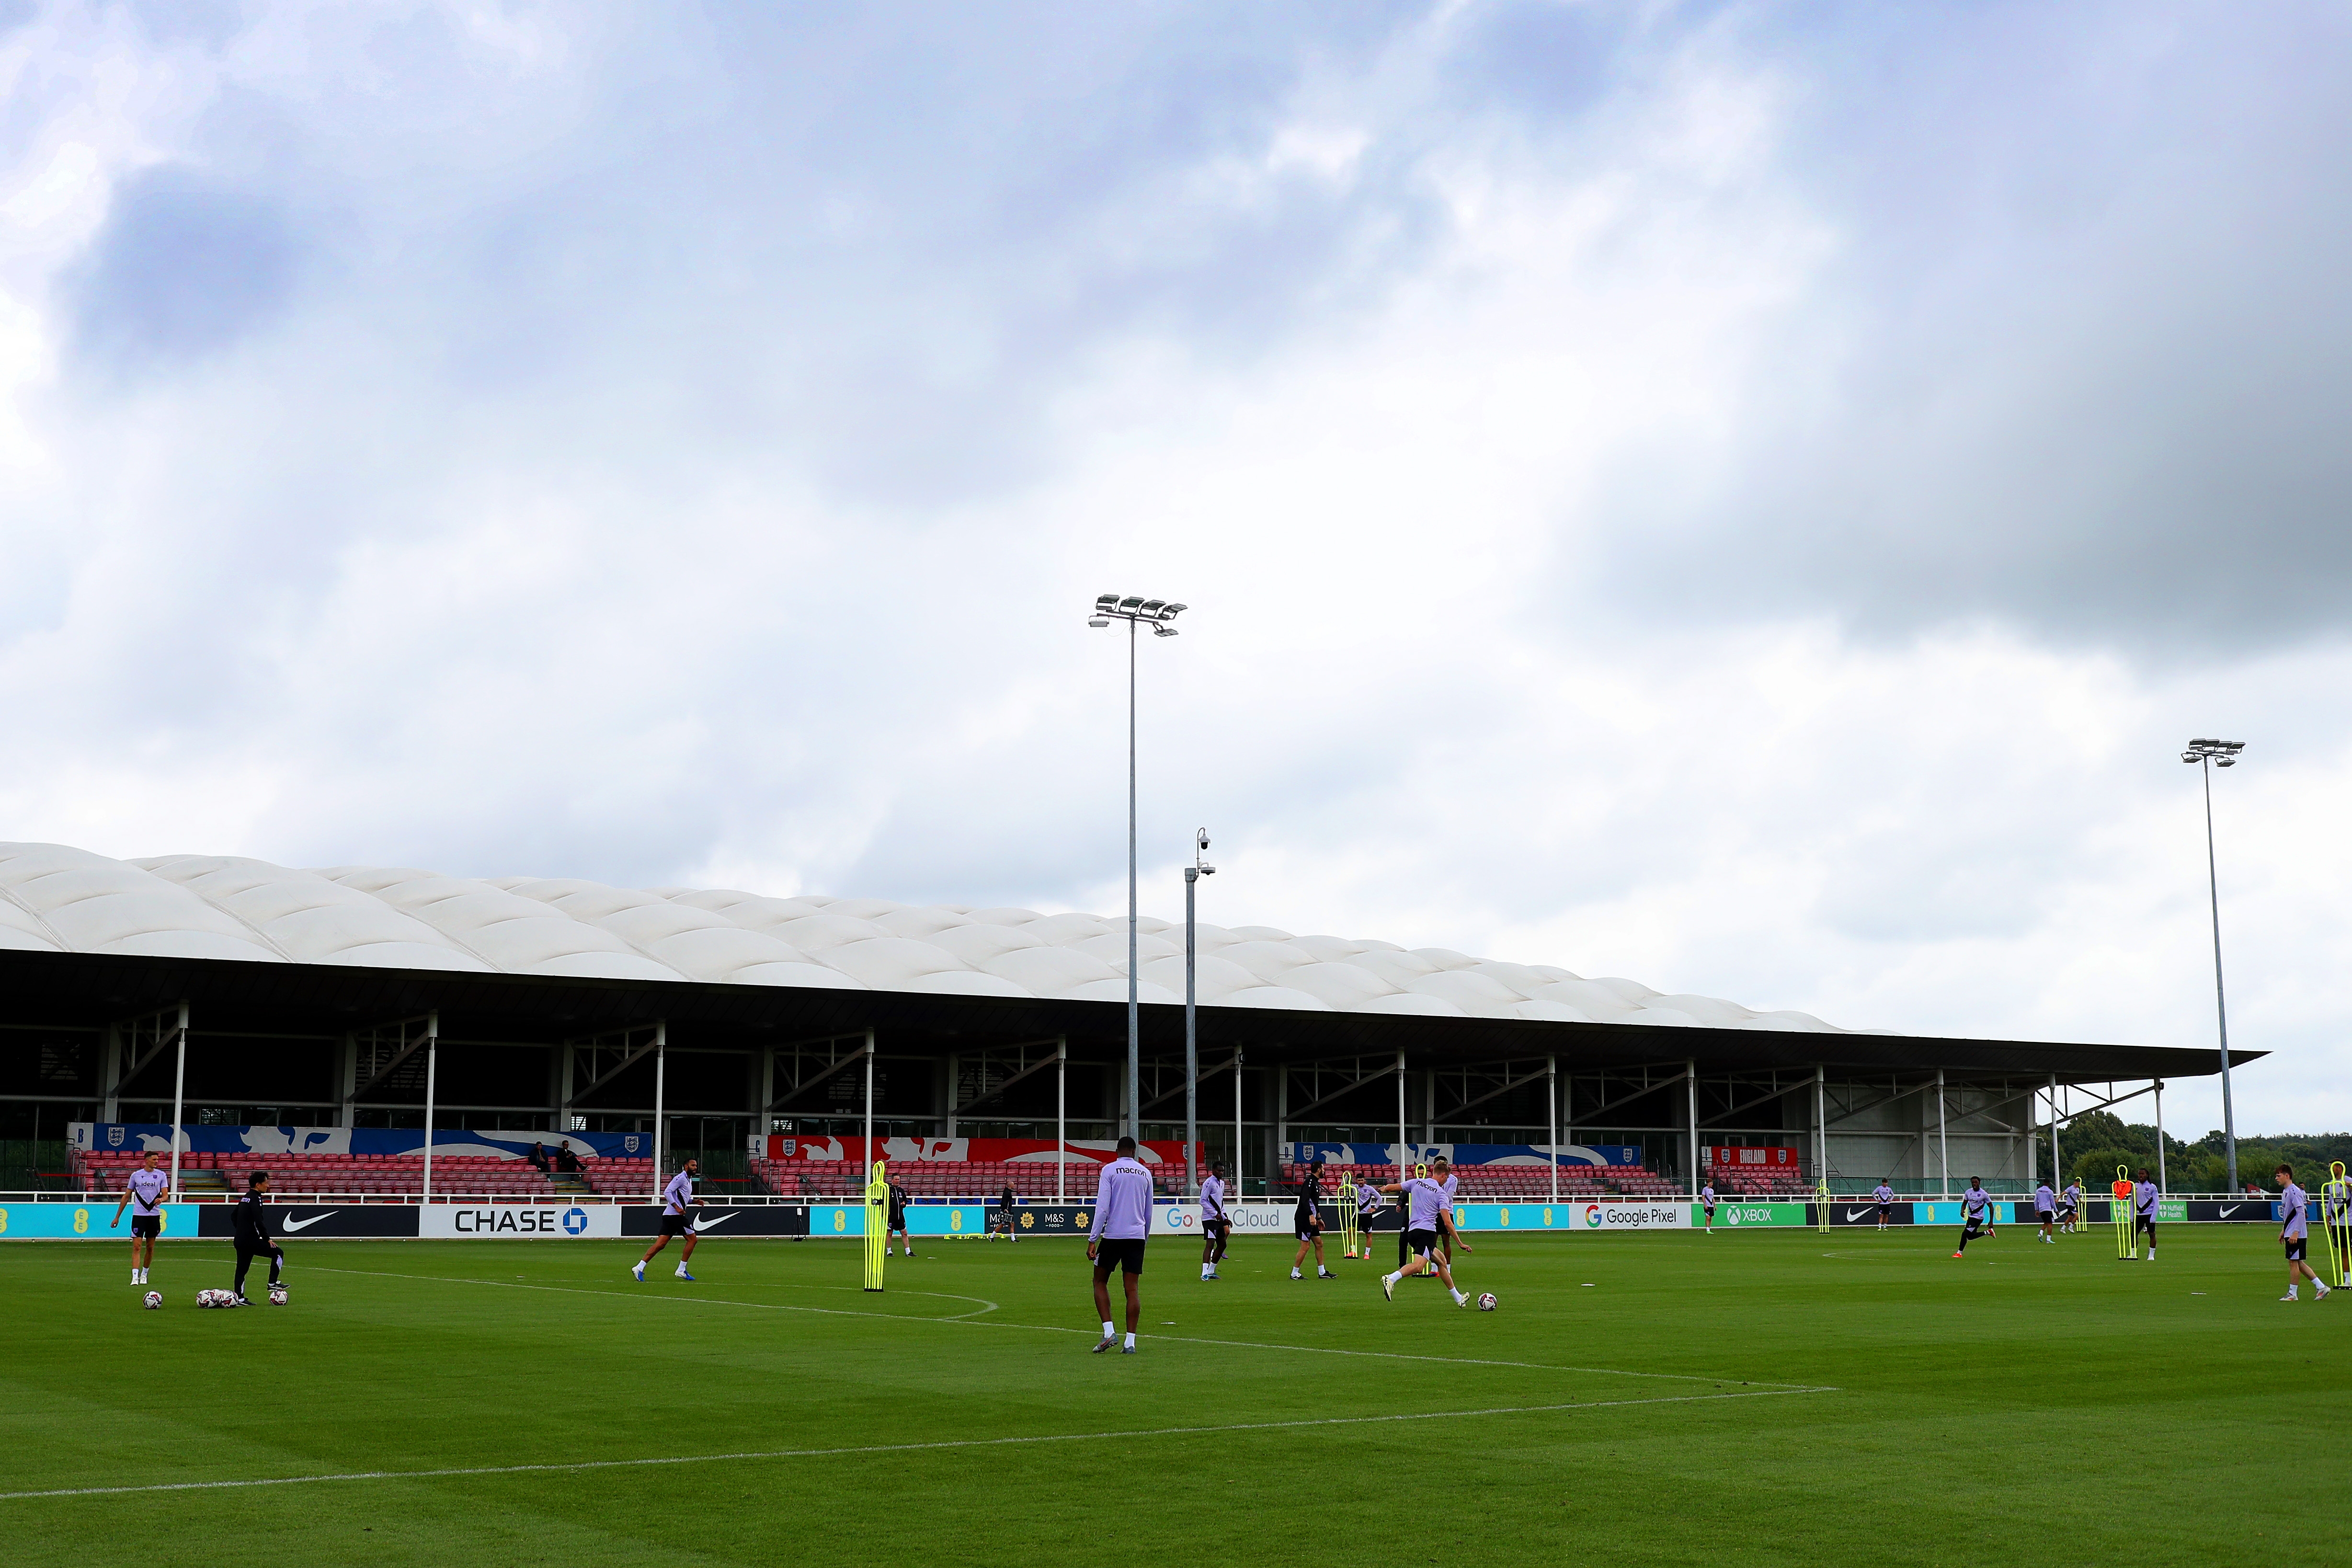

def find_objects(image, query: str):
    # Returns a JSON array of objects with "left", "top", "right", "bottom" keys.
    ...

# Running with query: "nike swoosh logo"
[
  {"left": 2218, "top": 1204, "right": 2241, "bottom": 1217},
  {"left": 280, "top": 1212, "right": 337, "bottom": 1231},
  {"left": 689, "top": 1212, "right": 741, "bottom": 1231},
  {"left": 1844, "top": 1209, "right": 1872, "bottom": 1221}
]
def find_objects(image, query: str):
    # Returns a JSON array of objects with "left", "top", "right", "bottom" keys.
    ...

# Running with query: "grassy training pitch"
[{"left": 4, "top": 1225, "right": 2341, "bottom": 1566}]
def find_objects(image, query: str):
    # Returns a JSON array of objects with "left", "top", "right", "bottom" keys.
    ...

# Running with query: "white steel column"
[
  {"left": 1936, "top": 1067, "right": 1949, "bottom": 1197},
  {"left": 1395, "top": 1051, "right": 1407, "bottom": 1173},
  {"left": 1233, "top": 1049, "right": 1244, "bottom": 1194},
  {"left": 1814, "top": 1064, "right": 1827, "bottom": 1191},
  {"left": 421, "top": 1011, "right": 439, "bottom": 1203},
  {"left": 1685, "top": 1059, "right": 1699, "bottom": 1195},
  {"left": 167, "top": 1002, "right": 189, "bottom": 1201},
  {"left": 861, "top": 1027, "right": 876, "bottom": 1168},
  {"left": 651, "top": 1021, "right": 667, "bottom": 1203},
  {"left": 1054, "top": 1036, "right": 1067, "bottom": 1202},
  {"left": 2048, "top": 1074, "right": 2061, "bottom": 1193},
  {"left": 1547, "top": 1055, "right": 1559, "bottom": 1204},
  {"left": 2154, "top": 1078, "right": 2166, "bottom": 1193},
  {"left": 101, "top": 1025, "right": 121, "bottom": 1123}
]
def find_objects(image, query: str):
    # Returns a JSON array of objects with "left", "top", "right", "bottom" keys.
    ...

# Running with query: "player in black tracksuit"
[{"left": 232, "top": 1170, "right": 285, "bottom": 1303}]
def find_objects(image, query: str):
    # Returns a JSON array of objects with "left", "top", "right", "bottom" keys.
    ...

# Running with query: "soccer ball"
[
  {"left": 268, "top": 1287, "right": 288, "bottom": 1306},
  {"left": 1476, "top": 1292, "right": 1498, "bottom": 1311},
  {"left": 143, "top": 1291, "right": 162, "bottom": 1310}
]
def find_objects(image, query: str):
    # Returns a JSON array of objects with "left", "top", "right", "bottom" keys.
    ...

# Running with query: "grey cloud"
[
  {"left": 1584, "top": 1, "right": 2352, "bottom": 658},
  {"left": 67, "top": 165, "right": 300, "bottom": 371}
]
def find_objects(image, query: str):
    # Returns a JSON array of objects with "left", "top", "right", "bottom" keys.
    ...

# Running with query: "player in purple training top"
[
  {"left": 1087, "top": 1136, "right": 1154, "bottom": 1353},
  {"left": 1378, "top": 1163, "right": 1471, "bottom": 1307},
  {"left": 634, "top": 1157, "right": 702, "bottom": 1282},
  {"left": 2277, "top": 1163, "right": 2332, "bottom": 1303},
  {"left": 110, "top": 1151, "right": 171, "bottom": 1287}
]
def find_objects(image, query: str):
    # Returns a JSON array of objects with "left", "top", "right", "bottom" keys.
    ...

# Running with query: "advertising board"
[
  {"left": 199, "top": 1204, "right": 420, "bottom": 1239},
  {"left": 419, "top": 1203, "right": 621, "bottom": 1239},
  {"left": 0, "top": 1202, "right": 199, "bottom": 1240}
]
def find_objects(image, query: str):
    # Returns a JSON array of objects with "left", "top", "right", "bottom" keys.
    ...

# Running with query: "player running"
[
  {"left": 110, "top": 1150, "right": 171, "bottom": 1286},
  {"left": 634, "top": 1157, "right": 702, "bottom": 1281},
  {"left": 2058, "top": 1179, "right": 2082, "bottom": 1234},
  {"left": 1087, "top": 1136, "right": 1153, "bottom": 1352},
  {"left": 1378, "top": 1165, "right": 1472, "bottom": 1307},
  {"left": 2133, "top": 1169, "right": 2158, "bottom": 1261},
  {"left": 1872, "top": 1179, "right": 1896, "bottom": 1232},
  {"left": 1199, "top": 1164, "right": 1229, "bottom": 1281},
  {"left": 886, "top": 1176, "right": 912, "bottom": 1258},
  {"left": 230, "top": 1169, "right": 285, "bottom": 1305},
  {"left": 2277, "top": 1164, "right": 2331, "bottom": 1302},
  {"left": 1952, "top": 1177, "right": 1994, "bottom": 1257},
  {"left": 1290, "top": 1165, "right": 1335, "bottom": 1280},
  {"left": 2035, "top": 1179, "right": 2056, "bottom": 1243},
  {"left": 1699, "top": 1179, "right": 1718, "bottom": 1233}
]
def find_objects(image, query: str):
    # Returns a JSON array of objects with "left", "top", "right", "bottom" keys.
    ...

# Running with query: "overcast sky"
[{"left": 3, "top": 1, "right": 2347, "bottom": 1134}]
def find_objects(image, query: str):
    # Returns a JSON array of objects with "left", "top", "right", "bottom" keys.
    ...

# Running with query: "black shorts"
[
  {"left": 1094, "top": 1237, "right": 1146, "bottom": 1276},
  {"left": 2135, "top": 1214, "right": 2156, "bottom": 1233},
  {"left": 659, "top": 1212, "right": 694, "bottom": 1237},
  {"left": 1404, "top": 1226, "right": 1439, "bottom": 1258},
  {"left": 1876, "top": 1202, "right": 1893, "bottom": 1215},
  {"left": 1962, "top": 1219, "right": 1986, "bottom": 1237},
  {"left": 1702, "top": 1204, "right": 1716, "bottom": 1217},
  {"left": 2058, "top": 1204, "right": 2078, "bottom": 1219},
  {"left": 2286, "top": 1237, "right": 2307, "bottom": 1261},
  {"left": 888, "top": 1211, "right": 907, "bottom": 1230},
  {"left": 2036, "top": 1210, "right": 2054, "bottom": 1224},
  {"left": 130, "top": 1214, "right": 161, "bottom": 1239},
  {"left": 1203, "top": 1217, "right": 1230, "bottom": 1235},
  {"left": 1295, "top": 1211, "right": 1323, "bottom": 1238}
]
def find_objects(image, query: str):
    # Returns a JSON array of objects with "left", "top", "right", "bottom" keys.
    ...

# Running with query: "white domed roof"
[{"left": 0, "top": 843, "right": 1841, "bottom": 1032}]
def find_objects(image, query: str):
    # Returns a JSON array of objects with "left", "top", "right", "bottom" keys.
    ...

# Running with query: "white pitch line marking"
[
  {"left": 0, "top": 1386, "right": 1835, "bottom": 1502},
  {"left": 303, "top": 1266, "right": 1820, "bottom": 1389}
]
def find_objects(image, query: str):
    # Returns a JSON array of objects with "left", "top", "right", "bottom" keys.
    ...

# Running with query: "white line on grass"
[
  {"left": 303, "top": 1266, "right": 1823, "bottom": 1390},
  {"left": 0, "top": 1385, "right": 1835, "bottom": 1503}
]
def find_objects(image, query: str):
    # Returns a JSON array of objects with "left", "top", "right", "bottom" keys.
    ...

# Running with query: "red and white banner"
[
  {"left": 1703, "top": 1145, "right": 1799, "bottom": 1168},
  {"left": 764, "top": 1135, "right": 1192, "bottom": 1167}
]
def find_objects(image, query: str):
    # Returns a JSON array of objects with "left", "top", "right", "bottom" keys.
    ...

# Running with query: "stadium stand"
[
  {"left": 74, "top": 1150, "right": 653, "bottom": 1201},
  {"left": 1276, "top": 1160, "right": 1667, "bottom": 1198}
]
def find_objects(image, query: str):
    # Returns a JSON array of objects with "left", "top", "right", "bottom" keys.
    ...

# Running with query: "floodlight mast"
[
  {"left": 1185, "top": 828, "right": 1215, "bottom": 1194},
  {"left": 1089, "top": 593, "right": 1188, "bottom": 1141},
  {"left": 2181, "top": 738, "right": 2246, "bottom": 1192}
]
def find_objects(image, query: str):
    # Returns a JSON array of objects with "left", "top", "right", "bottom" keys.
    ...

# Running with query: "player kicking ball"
[
  {"left": 1378, "top": 1167, "right": 1472, "bottom": 1307},
  {"left": 634, "top": 1158, "right": 701, "bottom": 1282},
  {"left": 1952, "top": 1176, "right": 1993, "bottom": 1257},
  {"left": 110, "top": 1151, "right": 171, "bottom": 1287}
]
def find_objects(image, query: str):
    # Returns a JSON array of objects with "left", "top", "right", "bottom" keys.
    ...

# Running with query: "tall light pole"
[
  {"left": 1089, "top": 592, "right": 1187, "bottom": 1141},
  {"left": 1184, "top": 828, "right": 1215, "bottom": 1194},
  {"left": 2181, "top": 737, "right": 2245, "bottom": 1193}
]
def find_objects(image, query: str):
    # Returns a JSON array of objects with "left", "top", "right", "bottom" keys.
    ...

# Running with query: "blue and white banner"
[
  {"left": 418, "top": 1203, "right": 620, "bottom": 1238},
  {"left": 1282, "top": 1141, "right": 1642, "bottom": 1169},
  {"left": 71, "top": 1124, "right": 648, "bottom": 1160}
]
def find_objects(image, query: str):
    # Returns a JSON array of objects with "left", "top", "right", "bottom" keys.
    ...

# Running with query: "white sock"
[
  {"left": 1102, "top": 1320, "right": 1116, "bottom": 1339},
  {"left": 1123, "top": 1331, "right": 1135, "bottom": 1348},
  {"left": 1451, "top": 1289, "right": 1467, "bottom": 1303},
  {"left": 1383, "top": 1271, "right": 1399, "bottom": 1285}
]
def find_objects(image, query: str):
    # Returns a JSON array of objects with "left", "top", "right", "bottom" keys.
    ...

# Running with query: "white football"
[
  {"left": 268, "top": 1287, "right": 287, "bottom": 1305},
  {"left": 1476, "top": 1292, "right": 1498, "bottom": 1311},
  {"left": 143, "top": 1291, "right": 162, "bottom": 1310}
]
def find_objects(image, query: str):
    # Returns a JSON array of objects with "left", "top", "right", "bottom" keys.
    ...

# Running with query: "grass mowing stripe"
[
  {"left": 0, "top": 1385, "right": 1837, "bottom": 1502},
  {"left": 306, "top": 1265, "right": 1817, "bottom": 1386}
]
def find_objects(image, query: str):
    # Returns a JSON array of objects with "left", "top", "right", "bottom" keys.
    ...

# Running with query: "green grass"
[{"left": 2, "top": 1225, "right": 2343, "bottom": 1566}]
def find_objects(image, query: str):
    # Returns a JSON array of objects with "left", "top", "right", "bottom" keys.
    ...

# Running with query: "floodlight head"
[
  {"left": 1200, "top": 864, "right": 1215, "bottom": 876},
  {"left": 1119, "top": 595, "right": 1144, "bottom": 610},
  {"left": 1152, "top": 624, "right": 1177, "bottom": 637},
  {"left": 1140, "top": 598, "right": 1166, "bottom": 613},
  {"left": 1163, "top": 602, "right": 1187, "bottom": 618},
  {"left": 1088, "top": 618, "right": 1110, "bottom": 628},
  {"left": 2181, "top": 752, "right": 2199, "bottom": 764},
  {"left": 2216, "top": 756, "right": 2234, "bottom": 767},
  {"left": 1096, "top": 592, "right": 1120, "bottom": 606}
]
